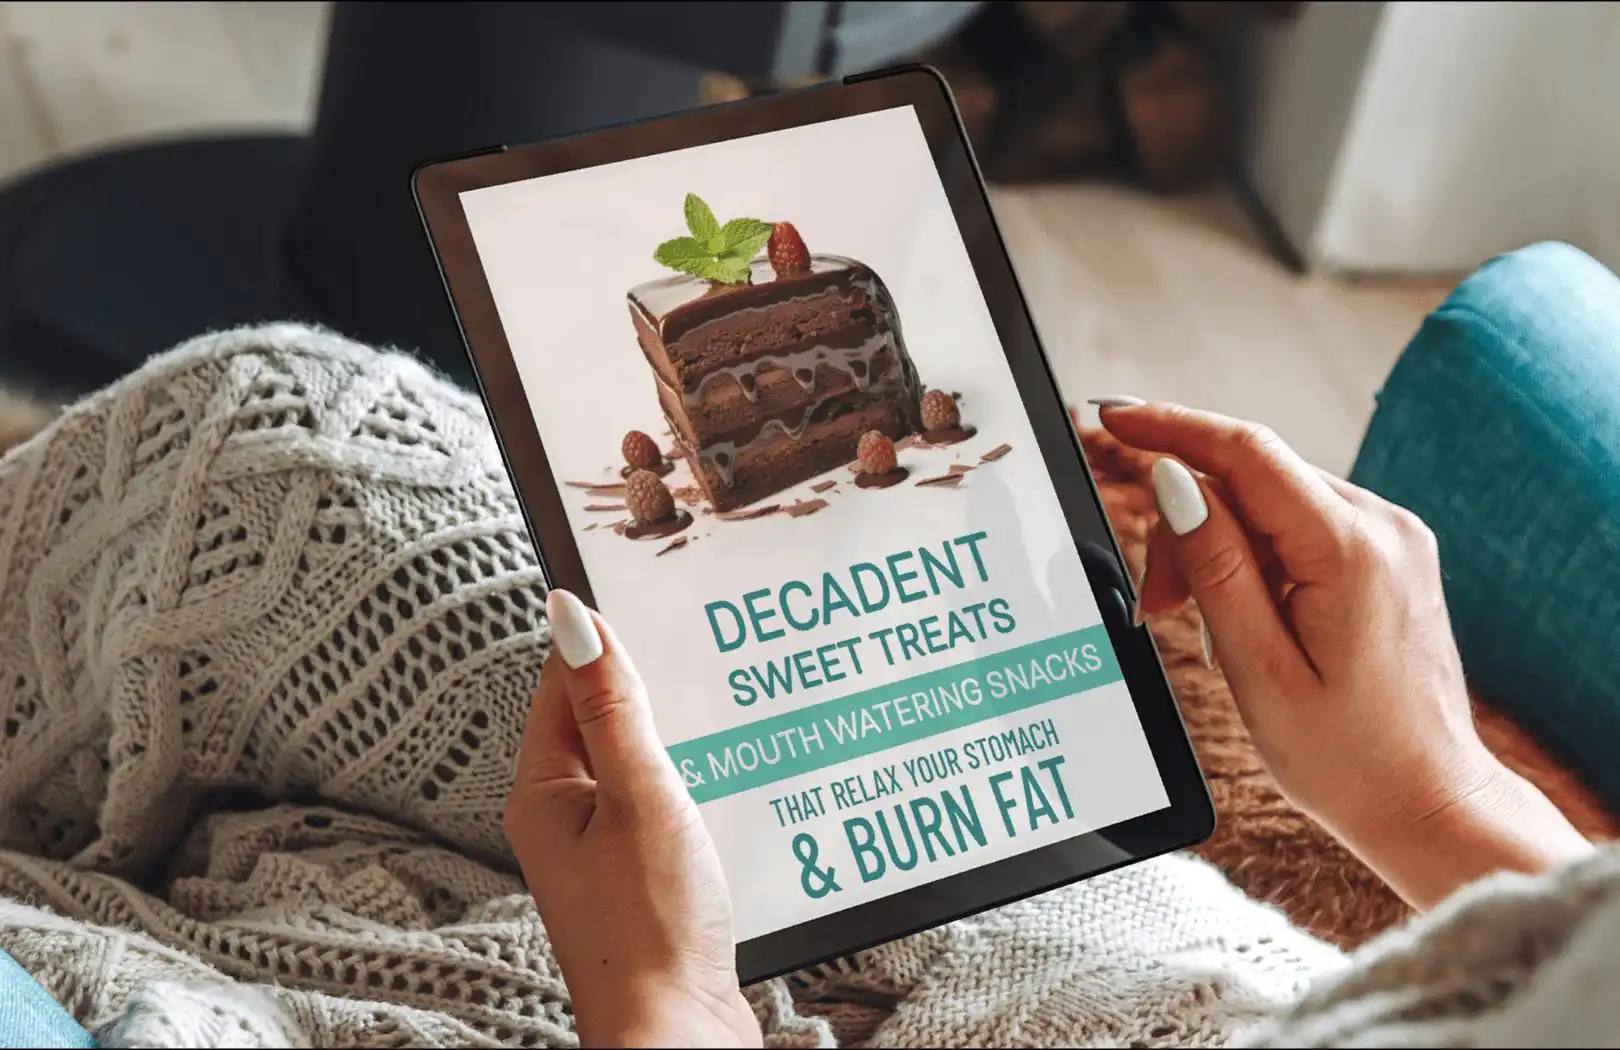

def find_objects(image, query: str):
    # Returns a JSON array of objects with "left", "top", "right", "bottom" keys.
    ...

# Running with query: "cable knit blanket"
[{"left": 0, "top": 325, "right": 1613, "bottom": 1048}]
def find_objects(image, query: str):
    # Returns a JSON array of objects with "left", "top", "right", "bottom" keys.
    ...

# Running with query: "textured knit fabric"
[
  {"left": 0, "top": 948, "right": 93, "bottom": 1048},
  {"left": 1351, "top": 241, "right": 1620, "bottom": 813},
  {"left": 1239, "top": 847, "right": 1620, "bottom": 1048}
]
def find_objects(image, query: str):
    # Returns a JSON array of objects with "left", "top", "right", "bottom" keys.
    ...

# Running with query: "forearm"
[{"left": 1339, "top": 756, "right": 1595, "bottom": 911}]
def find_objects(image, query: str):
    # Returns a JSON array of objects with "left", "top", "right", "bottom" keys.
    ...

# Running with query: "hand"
[
  {"left": 1095, "top": 400, "right": 1592, "bottom": 907},
  {"left": 504, "top": 589, "right": 760, "bottom": 1048}
]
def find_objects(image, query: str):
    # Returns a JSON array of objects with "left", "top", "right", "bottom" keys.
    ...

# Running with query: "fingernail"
[
  {"left": 1200, "top": 620, "right": 1217, "bottom": 669},
  {"left": 1088, "top": 395, "right": 1147, "bottom": 408},
  {"left": 1131, "top": 556, "right": 1149, "bottom": 626},
  {"left": 1152, "top": 458, "right": 1209, "bottom": 536},
  {"left": 547, "top": 589, "right": 604, "bottom": 668}
]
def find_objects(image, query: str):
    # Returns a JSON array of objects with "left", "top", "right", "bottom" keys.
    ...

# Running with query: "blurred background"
[{"left": 0, "top": 1, "right": 1612, "bottom": 473}]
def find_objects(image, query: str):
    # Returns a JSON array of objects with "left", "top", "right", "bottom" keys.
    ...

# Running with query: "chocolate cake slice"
[{"left": 629, "top": 254, "right": 923, "bottom": 510}]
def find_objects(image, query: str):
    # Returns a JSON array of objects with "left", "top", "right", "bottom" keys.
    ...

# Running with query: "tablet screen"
[{"left": 458, "top": 105, "right": 1171, "bottom": 943}]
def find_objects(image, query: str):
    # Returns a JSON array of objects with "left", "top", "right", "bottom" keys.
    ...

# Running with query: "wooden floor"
[{"left": 0, "top": 1, "right": 1449, "bottom": 474}]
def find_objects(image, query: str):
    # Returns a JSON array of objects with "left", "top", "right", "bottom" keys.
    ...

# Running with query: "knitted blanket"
[{"left": 0, "top": 326, "right": 1609, "bottom": 1048}]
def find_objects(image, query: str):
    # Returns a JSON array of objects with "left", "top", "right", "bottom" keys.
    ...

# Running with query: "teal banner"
[{"left": 669, "top": 625, "right": 1119, "bottom": 803}]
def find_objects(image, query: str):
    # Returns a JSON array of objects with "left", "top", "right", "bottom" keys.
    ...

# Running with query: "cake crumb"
[
  {"left": 672, "top": 485, "right": 704, "bottom": 506},
  {"left": 811, "top": 479, "right": 838, "bottom": 494},
  {"left": 584, "top": 503, "right": 625, "bottom": 512},
  {"left": 980, "top": 443, "right": 1013, "bottom": 462},
  {"left": 916, "top": 473, "right": 965, "bottom": 488},
  {"left": 896, "top": 434, "right": 920, "bottom": 451},
  {"left": 786, "top": 498, "right": 828, "bottom": 517},
  {"left": 719, "top": 504, "right": 781, "bottom": 521},
  {"left": 948, "top": 464, "right": 973, "bottom": 475},
  {"left": 612, "top": 519, "right": 629, "bottom": 535},
  {"left": 656, "top": 537, "right": 689, "bottom": 556}
]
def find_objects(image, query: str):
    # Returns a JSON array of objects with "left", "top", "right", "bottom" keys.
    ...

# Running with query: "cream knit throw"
[{"left": 0, "top": 325, "right": 1605, "bottom": 1048}]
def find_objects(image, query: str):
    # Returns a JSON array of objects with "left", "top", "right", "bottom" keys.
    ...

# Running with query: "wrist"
[
  {"left": 579, "top": 978, "right": 758, "bottom": 1048},
  {"left": 1334, "top": 748, "right": 1592, "bottom": 909}
]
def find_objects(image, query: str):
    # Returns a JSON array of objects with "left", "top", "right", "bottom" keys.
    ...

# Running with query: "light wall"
[{"left": 1239, "top": 1, "right": 1620, "bottom": 275}]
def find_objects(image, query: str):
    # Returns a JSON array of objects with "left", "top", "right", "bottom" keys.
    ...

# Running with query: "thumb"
[
  {"left": 1149, "top": 459, "right": 1308, "bottom": 688},
  {"left": 546, "top": 589, "right": 685, "bottom": 802}
]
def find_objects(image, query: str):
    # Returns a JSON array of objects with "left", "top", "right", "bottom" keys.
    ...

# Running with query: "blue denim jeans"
[
  {"left": 0, "top": 949, "right": 92, "bottom": 1048},
  {"left": 1351, "top": 241, "right": 1620, "bottom": 813}
]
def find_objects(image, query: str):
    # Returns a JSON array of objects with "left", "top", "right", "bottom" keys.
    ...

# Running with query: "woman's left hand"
[{"left": 505, "top": 589, "right": 761, "bottom": 1048}]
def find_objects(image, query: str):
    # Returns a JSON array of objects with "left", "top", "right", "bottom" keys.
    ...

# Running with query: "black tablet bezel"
[{"left": 414, "top": 66, "right": 1213, "bottom": 986}]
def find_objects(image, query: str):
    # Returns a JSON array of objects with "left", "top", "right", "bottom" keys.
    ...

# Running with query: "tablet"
[{"left": 415, "top": 66, "right": 1212, "bottom": 985}]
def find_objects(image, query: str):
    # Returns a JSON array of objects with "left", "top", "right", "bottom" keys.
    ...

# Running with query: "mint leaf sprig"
[{"left": 653, "top": 193, "right": 773, "bottom": 284}]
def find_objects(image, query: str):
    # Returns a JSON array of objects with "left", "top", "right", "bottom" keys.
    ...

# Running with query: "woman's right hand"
[{"left": 1095, "top": 400, "right": 1592, "bottom": 907}]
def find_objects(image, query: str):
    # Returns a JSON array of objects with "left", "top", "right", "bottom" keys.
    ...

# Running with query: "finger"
[
  {"left": 1100, "top": 404, "right": 1355, "bottom": 584},
  {"left": 546, "top": 589, "right": 684, "bottom": 802},
  {"left": 514, "top": 654, "right": 590, "bottom": 786},
  {"left": 1149, "top": 458, "right": 1315, "bottom": 688},
  {"left": 1134, "top": 520, "right": 1190, "bottom": 621}
]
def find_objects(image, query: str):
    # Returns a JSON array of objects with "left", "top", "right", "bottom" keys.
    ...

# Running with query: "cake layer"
[
  {"left": 629, "top": 255, "right": 883, "bottom": 384},
  {"left": 682, "top": 394, "right": 913, "bottom": 511},
  {"left": 656, "top": 330, "right": 907, "bottom": 449}
]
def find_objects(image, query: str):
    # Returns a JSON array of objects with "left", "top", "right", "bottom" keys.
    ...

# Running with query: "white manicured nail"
[
  {"left": 1200, "top": 620, "right": 1217, "bottom": 669},
  {"left": 1131, "top": 558, "right": 1149, "bottom": 626},
  {"left": 547, "top": 589, "right": 603, "bottom": 668},
  {"left": 1152, "top": 458, "right": 1209, "bottom": 536},
  {"left": 1088, "top": 395, "right": 1147, "bottom": 408}
]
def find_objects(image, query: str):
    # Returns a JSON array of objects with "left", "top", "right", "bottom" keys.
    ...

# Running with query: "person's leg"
[{"left": 1351, "top": 242, "right": 1620, "bottom": 812}]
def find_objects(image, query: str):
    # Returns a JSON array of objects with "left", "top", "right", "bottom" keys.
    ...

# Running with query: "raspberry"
[
  {"left": 625, "top": 469, "right": 676, "bottom": 524},
  {"left": 920, "top": 390, "right": 960, "bottom": 431},
  {"left": 621, "top": 429, "right": 662, "bottom": 470},
  {"left": 767, "top": 222, "right": 811, "bottom": 277},
  {"left": 857, "top": 431, "right": 897, "bottom": 476}
]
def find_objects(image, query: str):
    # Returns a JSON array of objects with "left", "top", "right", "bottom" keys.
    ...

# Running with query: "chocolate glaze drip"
[
  {"left": 855, "top": 467, "right": 909, "bottom": 489},
  {"left": 681, "top": 328, "right": 893, "bottom": 407},
  {"left": 625, "top": 509, "right": 693, "bottom": 540},
  {"left": 922, "top": 425, "right": 978, "bottom": 446}
]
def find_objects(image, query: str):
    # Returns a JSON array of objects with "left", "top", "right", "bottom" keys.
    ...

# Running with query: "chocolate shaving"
[
  {"left": 916, "top": 473, "right": 965, "bottom": 488},
  {"left": 718, "top": 504, "right": 781, "bottom": 521},
  {"left": 582, "top": 523, "right": 599, "bottom": 531},
  {"left": 584, "top": 503, "right": 625, "bottom": 512},
  {"left": 569, "top": 481, "right": 627, "bottom": 497},
  {"left": 980, "top": 443, "right": 1013, "bottom": 462},
  {"left": 811, "top": 479, "right": 838, "bottom": 493},
  {"left": 948, "top": 464, "right": 974, "bottom": 475},
  {"left": 786, "top": 498, "right": 828, "bottom": 518},
  {"left": 656, "top": 537, "right": 688, "bottom": 557},
  {"left": 895, "top": 434, "right": 920, "bottom": 451}
]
